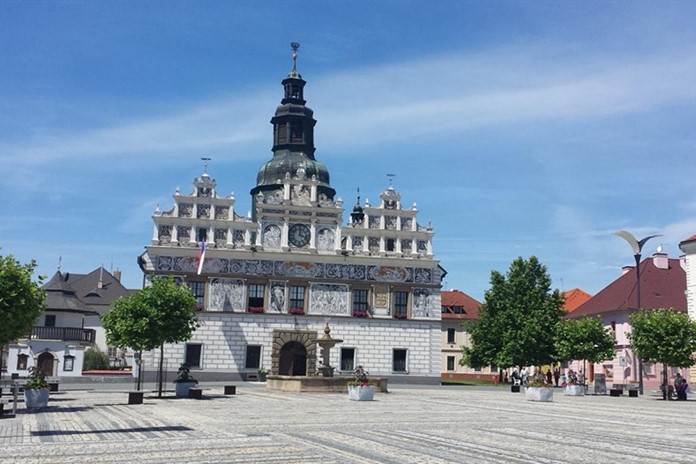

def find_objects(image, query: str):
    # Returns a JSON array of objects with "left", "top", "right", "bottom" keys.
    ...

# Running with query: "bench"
[
  {"left": 188, "top": 388, "right": 203, "bottom": 399},
  {"left": 224, "top": 385, "right": 236, "bottom": 395}
]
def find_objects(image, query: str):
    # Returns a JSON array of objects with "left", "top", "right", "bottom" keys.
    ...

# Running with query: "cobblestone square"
[{"left": 1, "top": 384, "right": 694, "bottom": 463}]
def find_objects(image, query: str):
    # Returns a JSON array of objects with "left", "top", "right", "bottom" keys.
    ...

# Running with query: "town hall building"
[{"left": 138, "top": 44, "right": 445, "bottom": 383}]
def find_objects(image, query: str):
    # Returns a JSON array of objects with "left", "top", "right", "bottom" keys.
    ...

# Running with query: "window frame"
[
  {"left": 392, "top": 348, "right": 408, "bottom": 373},
  {"left": 188, "top": 280, "right": 206, "bottom": 309},
  {"left": 245, "top": 345, "right": 262, "bottom": 369},
  {"left": 63, "top": 355, "right": 75, "bottom": 372},
  {"left": 340, "top": 347, "right": 356, "bottom": 372},
  {"left": 45, "top": 314, "right": 56, "bottom": 327},
  {"left": 247, "top": 283, "right": 266, "bottom": 313},
  {"left": 289, "top": 285, "right": 306, "bottom": 312},
  {"left": 184, "top": 343, "right": 203, "bottom": 369},
  {"left": 393, "top": 290, "right": 409, "bottom": 319},
  {"left": 447, "top": 328, "right": 456, "bottom": 344},
  {"left": 446, "top": 356, "right": 455, "bottom": 371}
]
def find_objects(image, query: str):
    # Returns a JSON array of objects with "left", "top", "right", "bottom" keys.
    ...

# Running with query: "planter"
[
  {"left": 348, "top": 384, "right": 374, "bottom": 401},
  {"left": 24, "top": 388, "right": 49, "bottom": 409},
  {"left": 175, "top": 381, "right": 198, "bottom": 397},
  {"left": 258, "top": 372, "right": 267, "bottom": 382},
  {"left": 128, "top": 391, "right": 144, "bottom": 404},
  {"left": 525, "top": 387, "right": 554, "bottom": 402},
  {"left": 564, "top": 385, "right": 585, "bottom": 396}
]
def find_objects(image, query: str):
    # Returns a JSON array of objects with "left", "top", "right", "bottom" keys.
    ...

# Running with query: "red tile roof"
[
  {"left": 569, "top": 256, "right": 686, "bottom": 318},
  {"left": 563, "top": 288, "right": 592, "bottom": 312},
  {"left": 441, "top": 290, "right": 481, "bottom": 320}
]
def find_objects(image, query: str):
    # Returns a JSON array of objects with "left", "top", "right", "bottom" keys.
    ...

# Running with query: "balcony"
[{"left": 28, "top": 326, "right": 96, "bottom": 344}]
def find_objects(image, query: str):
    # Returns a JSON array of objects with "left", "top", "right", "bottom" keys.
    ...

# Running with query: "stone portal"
[{"left": 271, "top": 329, "right": 317, "bottom": 376}]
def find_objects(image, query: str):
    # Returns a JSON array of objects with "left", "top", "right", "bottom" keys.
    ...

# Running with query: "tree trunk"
[{"left": 158, "top": 344, "right": 164, "bottom": 398}]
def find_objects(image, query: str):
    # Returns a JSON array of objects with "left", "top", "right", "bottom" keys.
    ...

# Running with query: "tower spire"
[{"left": 289, "top": 42, "right": 301, "bottom": 78}]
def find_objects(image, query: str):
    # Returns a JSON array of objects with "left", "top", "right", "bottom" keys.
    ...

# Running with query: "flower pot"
[
  {"left": 175, "top": 381, "right": 198, "bottom": 397},
  {"left": 258, "top": 372, "right": 267, "bottom": 382},
  {"left": 564, "top": 385, "right": 585, "bottom": 396},
  {"left": 24, "top": 388, "right": 49, "bottom": 408},
  {"left": 348, "top": 385, "right": 374, "bottom": 401},
  {"left": 525, "top": 387, "right": 554, "bottom": 402}
]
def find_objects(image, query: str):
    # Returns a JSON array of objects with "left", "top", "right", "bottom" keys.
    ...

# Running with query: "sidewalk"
[{"left": 2, "top": 384, "right": 694, "bottom": 464}]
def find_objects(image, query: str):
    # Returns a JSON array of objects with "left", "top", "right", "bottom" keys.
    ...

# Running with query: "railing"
[{"left": 28, "top": 326, "right": 96, "bottom": 343}]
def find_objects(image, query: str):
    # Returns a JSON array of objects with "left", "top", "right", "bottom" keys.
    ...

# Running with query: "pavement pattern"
[{"left": 1, "top": 383, "right": 694, "bottom": 464}]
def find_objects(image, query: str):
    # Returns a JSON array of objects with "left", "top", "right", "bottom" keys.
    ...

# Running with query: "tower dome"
[{"left": 251, "top": 42, "right": 335, "bottom": 201}]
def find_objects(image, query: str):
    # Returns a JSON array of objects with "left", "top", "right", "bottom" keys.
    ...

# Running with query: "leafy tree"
[
  {"left": 555, "top": 316, "right": 616, "bottom": 366},
  {"left": 0, "top": 253, "right": 46, "bottom": 348},
  {"left": 461, "top": 256, "right": 565, "bottom": 370},
  {"left": 628, "top": 308, "right": 696, "bottom": 397},
  {"left": 83, "top": 346, "right": 111, "bottom": 370},
  {"left": 101, "top": 276, "right": 199, "bottom": 394}
]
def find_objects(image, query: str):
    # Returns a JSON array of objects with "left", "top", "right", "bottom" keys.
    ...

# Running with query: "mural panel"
[
  {"left": 269, "top": 281, "right": 287, "bottom": 313},
  {"left": 309, "top": 283, "right": 350, "bottom": 316},
  {"left": 208, "top": 278, "right": 245, "bottom": 312}
]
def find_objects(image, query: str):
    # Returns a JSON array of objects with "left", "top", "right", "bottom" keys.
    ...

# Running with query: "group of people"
[
  {"left": 674, "top": 373, "right": 689, "bottom": 401},
  {"left": 506, "top": 366, "right": 582, "bottom": 387}
]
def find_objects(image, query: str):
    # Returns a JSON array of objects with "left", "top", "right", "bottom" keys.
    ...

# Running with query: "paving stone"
[{"left": 1, "top": 384, "right": 694, "bottom": 463}]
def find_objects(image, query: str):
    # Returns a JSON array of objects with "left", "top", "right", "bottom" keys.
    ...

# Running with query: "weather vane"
[
  {"left": 387, "top": 173, "right": 396, "bottom": 186},
  {"left": 201, "top": 157, "right": 211, "bottom": 173},
  {"left": 291, "top": 42, "right": 300, "bottom": 74}
]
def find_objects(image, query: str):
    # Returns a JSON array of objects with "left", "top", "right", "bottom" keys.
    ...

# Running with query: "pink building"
[{"left": 568, "top": 251, "right": 687, "bottom": 390}]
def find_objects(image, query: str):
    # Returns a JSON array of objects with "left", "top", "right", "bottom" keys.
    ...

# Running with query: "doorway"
[
  {"left": 37, "top": 352, "right": 54, "bottom": 376},
  {"left": 278, "top": 341, "right": 307, "bottom": 376}
]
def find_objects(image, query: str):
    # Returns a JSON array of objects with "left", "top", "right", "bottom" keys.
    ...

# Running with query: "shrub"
[{"left": 83, "top": 347, "right": 111, "bottom": 370}]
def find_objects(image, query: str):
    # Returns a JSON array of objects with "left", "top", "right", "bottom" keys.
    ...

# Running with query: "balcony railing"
[{"left": 28, "top": 326, "right": 96, "bottom": 343}]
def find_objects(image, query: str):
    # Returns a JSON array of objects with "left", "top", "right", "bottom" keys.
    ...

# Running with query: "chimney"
[
  {"left": 652, "top": 251, "right": 669, "bottom": 270},
  {"left": 621, "top": 265, "right": 634, "bottom": 276},
  {"left": 113, "top": 268, "right": 122, "bottom": 282},
  {"left": 97, "top": 267, "right": 103, "bottom": 289}
]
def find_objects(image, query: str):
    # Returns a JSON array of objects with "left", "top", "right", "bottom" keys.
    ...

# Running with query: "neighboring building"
[
  {"left": 439, "top": 290, "right": 495, "bottom": 382},
  {"left": 64, "top": 267, "right": 136, "bottom": 366},
  {"left": 563, "top": 288, "right": 592, "bottom": 312},
  {"left": 138, "top": 45, "right": 444, "bottom": 383},
  {"left": 568, "top": 251, "right": 687, "bottom": 389},
  {"left": 7, "top": 271, "right": 97, "bottom": 378},
  {"left": 679, "top": 233, "right": 696, "bottom": 385}
]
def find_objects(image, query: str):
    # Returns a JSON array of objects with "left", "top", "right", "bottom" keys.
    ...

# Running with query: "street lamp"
[{"left": 613, "top": 230, "right": 660, "bottom": 395}]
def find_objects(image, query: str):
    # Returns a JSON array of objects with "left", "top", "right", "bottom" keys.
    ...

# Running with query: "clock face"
[{"left": 289, "top": 223, "right": 311, "bottom": 247}]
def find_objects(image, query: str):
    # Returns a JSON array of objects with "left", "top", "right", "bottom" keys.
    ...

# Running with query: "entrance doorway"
[
  {"left": 278, "top": 341, "right": 307, "bottom": 376},
  {"left": 37, "top": 352, "right": 54, "bottom": 376}
]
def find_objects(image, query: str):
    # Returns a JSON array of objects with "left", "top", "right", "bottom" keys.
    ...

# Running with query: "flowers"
[
  {"left": 25, "top": 367, "right": 49, "bottom": 390},
  {"left": 526, "top": 369, "right": 552, "bottom": 388},
  {"left": 248, "top": 306, "right": 264, "bottom": 314},
  {"left": 393, "top": 312, "right": 408, "bottom": 320},
  {"left": 352, "top": 309, "right": 368, "bottom": 318},
  {"left": 173, "top": 363, "right": 198, "bottom": 384},
  {"left": 288, "top": 307, "right": 305, "bottom": 315},
  {"left": 349, "top": 365, "right": 370, "bottom": 387}
]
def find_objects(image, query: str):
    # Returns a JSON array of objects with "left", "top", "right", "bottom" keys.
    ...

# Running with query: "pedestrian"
[
  {"left": 520, "top": 367, "right": 528, "bottom": 386},
  {"left": 674, "top": 373, "right": 689, "bottom": 401},
  {"left": 546, "top": 369, "right": 553, "bottom": 386},
  {"left": 511, "top": 368, "right": 520, "bottom": 385},
  {"left": 553, "top": 367, "right": 560, "bottom": 387}
]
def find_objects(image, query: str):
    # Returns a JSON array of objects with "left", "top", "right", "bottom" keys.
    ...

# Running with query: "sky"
[{"left": 2, "top": 0, "right": 696, "bottom": 302}]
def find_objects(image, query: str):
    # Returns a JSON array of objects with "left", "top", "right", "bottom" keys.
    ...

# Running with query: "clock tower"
[{"left": 251, "top": 43, "right": 343, "bottom": 254}]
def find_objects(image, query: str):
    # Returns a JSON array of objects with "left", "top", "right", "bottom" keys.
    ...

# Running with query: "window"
[
  {"left": 447, "top": 356, "right": 455, "bottom": 371},
  {"left": 289, "top": 286, "right": 306, "bottom": 312},
  {"left": 453, "top": 306, "right": 464, "bottom": 314},
  {"left": 63, "top": 355, "right": 75, "bottom": 372},
  {"left": 610, "top": 321, "right": 617, "bottom": 339},
  {"left": 248, "top": 284, "right": 265, "bottom": 312},
  {"left": 188, "top": 281, "right": 205, "bottom": 308},
  {"left": 392, "top": 348, "right": 408, "bottom": 372},
  {"left": 352, "top": 289, "right": 368, "bottom": 317},
  {"left": 107, "top": 346, "right": 118, "bottom": 358},
  {"left": 393, "top": 291, "right": 408, "bottom": 319},
  {"left": 447, "top": 328, "right": 456, "bottom": 344},
  {"left": 340, "top": 347, "right": 356, "bottom": 371},
  {"left": 643, "top": 362, "right": 653, "bottom": 375},
  {"left": 17, "top": 354, "right": 28, "bottom": 370},
  {"left": 184, "top": 343, "right": 203, "bottom": 368},
  {"left": 386, "top": 238, "right": 395, "bottom": 252},
  {"left": 45, "top": 314, "right": 56, "bottom": 327},
  {"left": 245, "top": 345, "right": 261, "bottom": 369},
  {"left": 197, "top": 227, "right": 207, "bottom": 242}
]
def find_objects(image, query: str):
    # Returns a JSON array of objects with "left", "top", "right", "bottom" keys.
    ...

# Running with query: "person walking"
[{"left": 553, "top": 367, "right": 560, "bottom": 387}]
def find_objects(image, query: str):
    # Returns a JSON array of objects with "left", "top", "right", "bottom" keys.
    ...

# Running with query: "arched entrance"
[
  {"left": 37, "top": 352, "right": 54, "bottom": 376},
  {"left": 279, "top": 341, "right": 307, "bottom": 376}
]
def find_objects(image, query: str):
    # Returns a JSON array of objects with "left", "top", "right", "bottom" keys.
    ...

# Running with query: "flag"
[{"left": 196, "top": 241, "right": 206, "bottom": 275}]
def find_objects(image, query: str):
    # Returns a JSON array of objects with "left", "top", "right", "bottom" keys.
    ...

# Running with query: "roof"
[
  {"left": 65, "top": 267, "right": 136, "bottom": 314},
  {"left": 569, "top": 256, "right": 686, "bottom": 318},
  {"left": 563, "top": 288, "right": 592, "bottom": 312},
  {"left": 42, "top": 271, "right": 98, "bottom": 315},
  {"left": 441, "top": 289, "right": 481, "bottom": 320}
]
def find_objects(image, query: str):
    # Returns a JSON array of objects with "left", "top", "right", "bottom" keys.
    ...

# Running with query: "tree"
[
  {"left": 83, "top": 346, "right": 111, "bottom": 370},
  {"left": 555, "top": 316, "right": 616, "bottom": 368},
  {"left": 461, "top": 256, "right": 565, "bottom": 370},
  {"left": 101, "top": 276, "right": 199, "bottom": 395},
  {"left": 628, "top": 308, "right": 696, "bottom": 398},
  {"left": 0, "top": 253, "right": 46, "bottom": 374}
]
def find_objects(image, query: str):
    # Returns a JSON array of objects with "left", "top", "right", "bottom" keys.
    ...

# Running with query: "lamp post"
[{"left": 613, "top": 230, "right": 660, "bottom": 395}]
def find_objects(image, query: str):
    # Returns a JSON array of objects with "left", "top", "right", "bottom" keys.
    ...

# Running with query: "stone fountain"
[{"left": 314, "top": 323, "right": 342, "bottom": 377}]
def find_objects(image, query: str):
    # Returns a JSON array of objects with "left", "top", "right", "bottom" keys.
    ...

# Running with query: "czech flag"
[{"left": 196, "top": 241, "right": 206, "bottom": 275}]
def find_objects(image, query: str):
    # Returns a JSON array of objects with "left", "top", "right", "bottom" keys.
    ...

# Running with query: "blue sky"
[{"left": 2, "top": 1, "right": 696, "bottom": 301}]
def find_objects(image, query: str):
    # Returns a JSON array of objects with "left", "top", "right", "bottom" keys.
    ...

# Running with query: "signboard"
[{"left": 594, "top": 373, "right": 607, "bottom": 395}]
